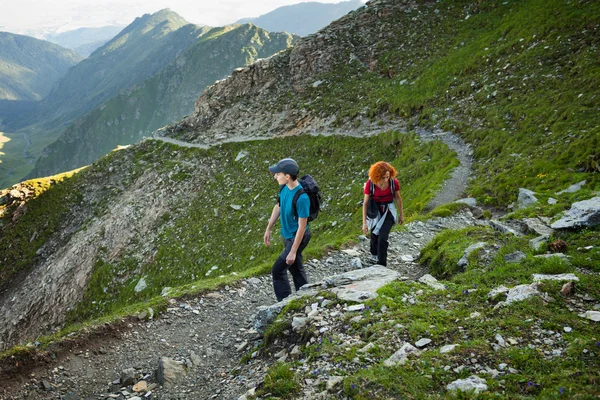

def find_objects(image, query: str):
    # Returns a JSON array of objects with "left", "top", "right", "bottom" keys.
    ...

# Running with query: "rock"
[
  {"left": 488, "top": 286, "right": 510, "bottom": 299},
  {"left": 292, "top": 317, "right": 309, "bottom": 331},
  {"left": 504, "top": 251, "right": 526, "bottom": 263},
  {"left": 457, "top": 242, "right": 487, "bottom": 268},
  {"left": 157, "top": 357, "right": 187, "bottom": 388},
  {"left": 440, "top": 344, "right": 458, "bottom": 354},
  {"left": 446, "top": 375, "right": 488, "bottom": 394},
  {"left": 489, "top": 220, "right": 522, "bottom": 236},
  {"left": 517, "top": 188, "right": 538, "bottom": 209},
  {"left": 529, "top": 235, "right": 549, "bottom": 251},
  {"left": 342, "top": 249, "right": 360, "bottom": 257},
  {"left": 505, "top": 283, "right": 541, "bottom": 304},
  {"left": 579, "top": 311, "right": 600, "bottom": 322},
  {"left": 120, "top": 367, "right": 136, "bottom": 386},
  {"left": 418, "top": 274, "right": 446, "bottom": 290},
  {"left": 557, "top": 180, "right": 586, "bottom": 194},
  {"left": 383, "top": 342, "right": 419, "bottom": 366},
  {"left": 532, "top": 273, "right": 579, "bottom": 282},
  {"left": 133, "top": 381, "right": 147, "bottom": 392},
  {"left": 455, "top": 198, "right": 477, "bottom": 207},
  {"left": 400, "top": 254, "right": 415, "bottom": 262},
  {"left": 134, "top": 277, "right": 147, "bottom": 292},
  {"left": 560, "top": 282, "right": 575, "bottom": 297},
  {"left": 548, "top": 198, "right": 557, "bottom": 205},
  {"left": 235, "top": 151, "right": 248, "bottom": 161},
  {"left": 415, "top": 338, "right": 432, "bottom": 348},
  {"left": 551, "top": 197, "right": 600, "bottom": 229},
  {"left": 348, "top": 257, "right": 363, "bottom": 269},
  {"left": 523, "top": 218, "right": 554, "bottom": 236},
  {"left": 230, "top": 204, "right": 242, "bottom": 210},
  {"left": 326, "top": 376, "right": 344, "bottom": 391}
]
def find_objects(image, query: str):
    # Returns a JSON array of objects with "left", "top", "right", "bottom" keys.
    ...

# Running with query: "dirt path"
[{"left": 1, "top": 127, "right": 475, "bottom": 400}]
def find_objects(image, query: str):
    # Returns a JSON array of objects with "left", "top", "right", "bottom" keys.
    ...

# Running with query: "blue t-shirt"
[{"left": 279, "top": 183, "right": 310, "bottom": 239}]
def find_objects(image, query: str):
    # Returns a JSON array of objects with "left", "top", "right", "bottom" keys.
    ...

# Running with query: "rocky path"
[
  {"left": 1, "top": 127, "right": 476, "bottom": 400},
  {"left": 1, "top": 210, "right": 488, "bottom": 400}
]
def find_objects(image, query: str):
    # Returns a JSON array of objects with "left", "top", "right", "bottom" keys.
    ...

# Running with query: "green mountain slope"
[
  {"left": 5, "top": 9, "right": 209, "bottom": 131},
  {"left": 27, "top": 24, "right": 296, "bottom": 178},
  {"left": 0, "top": 32, "right": 81, "bottom": 101},
  {"left": 236, "top": 0, "right": 363, "bottom": 36}
]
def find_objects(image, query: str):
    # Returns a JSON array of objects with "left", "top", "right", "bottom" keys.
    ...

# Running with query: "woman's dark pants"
[
  {"left": 370, "top": 212, "right": 395, "bottom": 267},
  {"left": 272, "top": 230, "right": 311, "bottom": 301}
]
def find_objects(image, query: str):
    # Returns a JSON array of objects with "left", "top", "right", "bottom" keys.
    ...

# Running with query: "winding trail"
[{"left": 2, "top": 127, "right": 475, "bottom": 400}]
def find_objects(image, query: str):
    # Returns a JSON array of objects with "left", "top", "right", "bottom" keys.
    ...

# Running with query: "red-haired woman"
[{"left": 362, "top": 161, "right": 404, "bottom": 266}]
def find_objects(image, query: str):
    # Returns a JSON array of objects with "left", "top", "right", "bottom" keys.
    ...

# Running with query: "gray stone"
[
  {"left": 580, "top": 311, "right": 600, "bottom": 322},
  {"left": 383, "top": 342, "right": 419, "bottom": 366},
  {"left": 529, "top": 235, "right": 549, "bottom": 251},
  {"left": 557, "top": 180, "right": 586, "bottom": 195},
  {"left": 505, "top": 283, "right": 541, "bottom": 304},
  {"left": 415, "top": 338, "right": 432, "bottom": 348},
  {"left": 326, "top": 376, "right": 344, "bottom": 391},
  {"left": 418, "top": 274, "right": 446, "bottom": 290},
  {"left": 134, "top": 277, "right": 147, "bottom": 293},
  {"left": 488, "top": 286, "right": 510, "bottom": 299},
  {"left": 534, "top": 253, "right": 571, "bottom": 264},
  {"left": 348, "top": 257, "right": 363, "bottom": 269},
  {"left": 490, "top": 220, "right": 522, "bottom": 236},
  {"left": 235, "top": 151, "right": 248, "bottom": 161},
  {"left": 440, "top": 344, "right": 458, "bottom": 354},
  {"left": 551, "top": 197, "right": 600, "bottom": 229},
  {"left": 157, "top": 357, "right": 187, "bottom": 388},
  {"left": 446, "top": 375, "right": 488, "bottom": 394},
  {"left": 457, "top": 242, "right": 487, "bottom": 268},
  {"left": 532, "top": 273, "right": 579, "bottom": 282},
  {"left": 518, "top": 188, "right": 538, "bottom": 209},
  {"left": 455, "top": 198, "right": 477, "bottom": 207},
  {"left": 548, "top": 197, "right": 557, "bottom": 205},
  {"left": 504, "top": 251, "right": 526, "bottom": 263},
  {"left": 523, "top": 218, "right": 554, "bottom": 236},
  {"left": 120, "top": 367, "right": 136, "bottom": 385}
]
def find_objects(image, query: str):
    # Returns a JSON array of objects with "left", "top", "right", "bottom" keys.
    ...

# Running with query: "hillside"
[
  {"left": 0, "top": 0, "right": 599, "bottom": 398},
  {"left": 0, "top": 32, "right": 81, "bottom": 101},
  {"left": 236, "top": 0, "right": 363, "bottom": 37},
  {"left": 27, "top": 24, "right": 297, "bottom": 179},
  {"left": 0, "top": 10, "right": 212, "bottom": 189}
]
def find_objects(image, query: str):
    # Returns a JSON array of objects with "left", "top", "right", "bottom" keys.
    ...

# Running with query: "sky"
[{"left": 0, "top": 0, "right": 351, "bottom": 37}]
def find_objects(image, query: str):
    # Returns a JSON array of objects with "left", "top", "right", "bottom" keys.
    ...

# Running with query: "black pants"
[
  {"left": 272, "top": 230, "right": 311, "bottom": 301},
  {"left": 370, "top": 211, "right": 395, "bottom": 267}
]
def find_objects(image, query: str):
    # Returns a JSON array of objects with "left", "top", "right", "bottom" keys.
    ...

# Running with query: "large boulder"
[{"left": 551, "top": 197, "right": 600, "bottom": 229}]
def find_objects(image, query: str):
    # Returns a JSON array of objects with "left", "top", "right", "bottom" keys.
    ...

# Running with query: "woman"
[{"left": 362, "top": 161, "right": 404, "bottom": 266}]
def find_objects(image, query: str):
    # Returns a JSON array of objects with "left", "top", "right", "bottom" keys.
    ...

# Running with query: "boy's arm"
[
  {"left": 286, "top": 217, "right": 307, "bottom": 265},
  {"left": 264, "top": 204, "right": 280, "bottom": 246}
]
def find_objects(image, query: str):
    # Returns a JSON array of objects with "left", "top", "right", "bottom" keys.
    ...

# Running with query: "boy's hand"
[{"left": 264, "top": 229, "right": 271, "bottom": 246}]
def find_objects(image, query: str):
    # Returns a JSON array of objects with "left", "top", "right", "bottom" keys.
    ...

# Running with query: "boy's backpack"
[{"left": 279, "top": 175, "right": 322, "bottom": 222}]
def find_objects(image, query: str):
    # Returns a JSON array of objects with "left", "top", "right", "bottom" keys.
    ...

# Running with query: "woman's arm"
[
  {"left": 362, "top": 193, "right": 370, "bottom": 234},
  {"left": 395, "top": 189, "right": 404, "bottom": 224}
]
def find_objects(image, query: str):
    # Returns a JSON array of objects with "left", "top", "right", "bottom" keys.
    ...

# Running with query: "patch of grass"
[{"left": 256, "top": 362, "right": 300, "bottom": 399}]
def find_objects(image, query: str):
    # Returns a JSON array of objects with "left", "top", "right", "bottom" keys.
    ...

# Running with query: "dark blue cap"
[{"left": 268, "top": 158, "right": 299, "bottom": 175}]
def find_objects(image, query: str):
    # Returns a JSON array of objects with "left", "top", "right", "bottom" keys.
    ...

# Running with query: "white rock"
[
  {"left": 440, "top": 344, "right": 458, "bottom": 354},
  {"left": 230, "top": 204, "right": 242, "bottom": 210},
  {"left": 418, "top": 274, "right": 446, "bottom": 290},
  {"left": 346, "top": 304, "right": 365, "bottom": 312},
  {"left": 505, "top": 283, "right": 541, "bottom": 304},
  {"left": 383, "top": 343, "right": 419, "bottom": 366},
  {"left": 342, "top": 249, "right": 361, "bottom": 257},
  {"left": 134, "top": 277, "right": 147, "bottom": 293},
  {"left": 415, "top": 338, "right": 432, "bottom": 348},
  {"left": 564, "top": 327, "right": 572, "bottom": 333},
  {"left": 446, "top": 375, "right": 488, "bottom": 393},
  {"left": 580, "top": 310, "right": 600, "bottom": 322},
  {"left": 326, "top": 376, "right": 344, "bottom": 391},
  {"left": 532, "top": 273, "right": 579, "bottom": 282}
]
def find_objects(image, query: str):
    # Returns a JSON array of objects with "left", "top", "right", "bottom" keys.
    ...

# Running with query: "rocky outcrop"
[
  {"left": 166, "top": 0, "right": 429, "bottom": 144},
  {"left": 551, "top": 196, "right": 600, "bottom": 229}
]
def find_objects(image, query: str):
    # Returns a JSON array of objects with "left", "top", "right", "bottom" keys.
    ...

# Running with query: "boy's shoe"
[{"left": 368, "top": 254, "right": 378, "bottom": 263}]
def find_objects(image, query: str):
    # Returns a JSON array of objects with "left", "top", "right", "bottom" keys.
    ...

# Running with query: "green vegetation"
[
  {"left": 65, "top": 131, "right": 455, "bottom": 322},
  {"left": 294, "top": 0, "right": 599, "bottom": 205}
]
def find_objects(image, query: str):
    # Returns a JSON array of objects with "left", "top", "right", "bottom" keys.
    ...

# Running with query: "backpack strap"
[
  {"left": 369, "top": 179, "right": 375, "bottom": 196},
  {"left": 291, "top": 188, "right": 306, "bottom": 220}
]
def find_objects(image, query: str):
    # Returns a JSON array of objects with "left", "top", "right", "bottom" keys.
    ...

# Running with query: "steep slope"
[
  {"left": 0, "top": 32, "right": 82, "bottom": 101},
  {"left": 45, "top": 26, "right": 125, "bottom": 57},
  {"left": 26, "top": 24, "right": 297, "bottom": 179},
  {"left": 236, "top": 0, "right": 363, "bottom": 36},
  {"left": 5, "top": 9, "right": 210, "bottom": 131},
  {"left": 170, "top": 0, "right": 599, "bottom": 205}
]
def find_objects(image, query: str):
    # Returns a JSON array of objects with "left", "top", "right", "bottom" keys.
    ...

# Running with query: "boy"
[{"left": 264, "top": 158, "right": 311, "bottom": 301}]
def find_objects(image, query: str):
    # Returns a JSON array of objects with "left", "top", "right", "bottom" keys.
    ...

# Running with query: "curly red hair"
[{"left": 368, "top": 161, "right": 397, "bottom": 183}]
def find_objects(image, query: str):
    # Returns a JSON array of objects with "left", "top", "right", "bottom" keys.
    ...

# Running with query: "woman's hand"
[{"left": 362, "top": 223, "right": 369, "bottom": 235}]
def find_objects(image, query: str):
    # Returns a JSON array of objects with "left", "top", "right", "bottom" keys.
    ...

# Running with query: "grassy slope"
[
  {"left": 27, "top": 24, "right": 296, "bottom": 179},
  {"left": 298, "top": 0, "right": 599, "bottom": 205}
]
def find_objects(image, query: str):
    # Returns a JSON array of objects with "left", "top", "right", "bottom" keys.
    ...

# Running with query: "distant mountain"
[
  {"left": 0, "top": 32, "right": 82, "bottom": 101},
  {"left": 6, "top": 9, "right": 210, "bottom": 131},
  {"left": 45, "top": 26, "right": 125, "bottom": 57},
  {"left": 28, "top": 24, "right": 297, "bottom": 178},
  {"left": 235, "top": 0, "right": 363, "bottom": 36}
]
